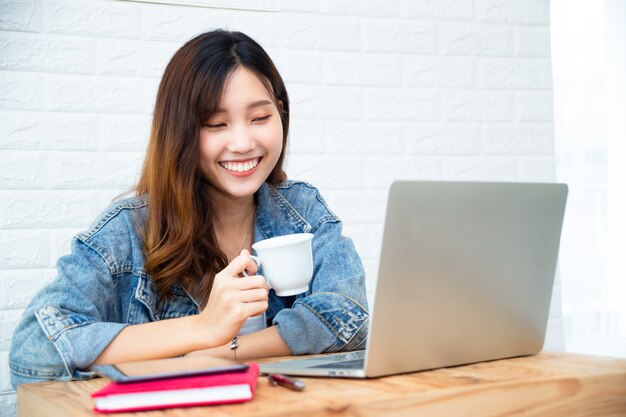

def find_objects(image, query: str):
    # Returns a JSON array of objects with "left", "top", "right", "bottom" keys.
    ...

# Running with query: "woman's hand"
[{"left": 196, "top": 249, "right": 269, "bottom": 347}]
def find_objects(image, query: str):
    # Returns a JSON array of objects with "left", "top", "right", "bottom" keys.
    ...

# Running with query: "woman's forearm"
[
  {"left": 91, "top": 315, "right": 214, "bottom": 366},
  {"left": 186, "top": 325, "right": 292, "bottom": 361}
]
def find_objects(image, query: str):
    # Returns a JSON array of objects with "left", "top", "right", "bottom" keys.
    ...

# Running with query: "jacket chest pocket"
[{"left": 131, "top": 276, "right": 198, "bottom": 322}]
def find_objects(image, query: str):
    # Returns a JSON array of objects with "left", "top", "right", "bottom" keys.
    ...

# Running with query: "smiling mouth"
[{"left": 219, "top": 157, "right": 260, "bottom": 173}]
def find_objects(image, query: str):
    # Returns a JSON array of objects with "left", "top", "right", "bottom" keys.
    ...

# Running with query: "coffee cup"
[{"left": 244, "top": 233, "right": 314, "bottom": 296}]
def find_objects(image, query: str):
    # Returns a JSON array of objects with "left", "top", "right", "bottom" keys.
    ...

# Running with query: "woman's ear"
[{"left": 278, "top": 100, "right": 284, "bottom": 113}]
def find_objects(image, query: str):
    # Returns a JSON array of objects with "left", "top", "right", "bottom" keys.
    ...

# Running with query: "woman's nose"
[{"left": 227, "top": 125, "right": 256, "bottom": 153}]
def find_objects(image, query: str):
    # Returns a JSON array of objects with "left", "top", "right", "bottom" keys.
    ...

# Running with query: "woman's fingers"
[
  {"left": 221, "top": 249, "right": 258, "bottom": 277},
  {"left": 237, "top": 287, "right": 269, "bottom": 303},
  {"left": 234, "top": 275, "right": 267, "bottom": 290},
  {"left": 243, "top": 300, "right": 269, "bottom": 318}
]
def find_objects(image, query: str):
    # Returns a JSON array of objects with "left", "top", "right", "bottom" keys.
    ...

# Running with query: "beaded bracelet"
[{"left": 230, "top": 336, "right": 240, "bottom": 361}]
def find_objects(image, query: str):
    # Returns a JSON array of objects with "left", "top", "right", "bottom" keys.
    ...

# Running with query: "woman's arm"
[
  {"left": 92, "top": 251, "right": 268, "bottom": 365},
  {"left": 185, "top": 325, "right": 292, "bottom": 360}
]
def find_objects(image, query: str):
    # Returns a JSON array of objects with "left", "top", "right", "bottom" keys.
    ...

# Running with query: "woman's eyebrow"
[{"left": 214, "top": 99, "right": 273, "bottom": 114}]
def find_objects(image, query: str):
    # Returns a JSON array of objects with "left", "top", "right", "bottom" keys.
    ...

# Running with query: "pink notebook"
[{"left": 91, "top": 362, "right": 260, "bottom": 413}]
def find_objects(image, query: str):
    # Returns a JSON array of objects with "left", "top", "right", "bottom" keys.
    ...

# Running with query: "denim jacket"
[{"left": 9, "top": 181, "right": 369, "bottom": 387}]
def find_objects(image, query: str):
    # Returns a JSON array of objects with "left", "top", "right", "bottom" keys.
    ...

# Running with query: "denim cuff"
[
  {"left": 34, "top": 306, "right": 129, "bottom": 374},
  {"left": 273, "top": 292, "right": 369, "bottom": 355}
]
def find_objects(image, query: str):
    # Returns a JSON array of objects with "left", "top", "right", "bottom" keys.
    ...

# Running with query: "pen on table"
[{"left": 268, "top": 373, "right": 305, "bottom": 391}]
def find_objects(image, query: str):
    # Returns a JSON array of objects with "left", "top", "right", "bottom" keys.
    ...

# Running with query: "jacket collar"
[{"left": 254, "top": 182, "right": 312, "bottom": 242}]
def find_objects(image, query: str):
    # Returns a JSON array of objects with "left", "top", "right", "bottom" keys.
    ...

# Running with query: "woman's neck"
[
  {"left": 210, "top": 193, "right": 255, "bottom": 229},
  {"left": 209, "top": 191, "right": 256, "bottom": 261}
]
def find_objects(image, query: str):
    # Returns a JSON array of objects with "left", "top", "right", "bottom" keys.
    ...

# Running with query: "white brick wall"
[{"left": 0, "top": 0, "right": 560, "bottom": 413}]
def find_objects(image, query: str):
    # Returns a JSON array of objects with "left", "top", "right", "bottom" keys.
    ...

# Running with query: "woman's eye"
[
  {"left": 253, "top": 115, "right": 271, "bottom": 123},
  {"left": 205, "top": 122, "right": 225, "bottom": 128}
]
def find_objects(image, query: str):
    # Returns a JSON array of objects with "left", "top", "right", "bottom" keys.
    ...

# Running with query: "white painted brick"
[
  {"left": 0, "top": 111, "right": 98, "bottom": 150},
  {"left": 360, "top": 156, "right": 404, "bottom": 190},
  {"left": 96, "top": 39, "right": 178, "bottom": 78},
  {"left": 287, "top": 84, "right": 321, "bottom": 119},
  {"left": 285, "top": 155, "right": 363, "bottom": 190},
  {"left": 0, "top": 0, "right": 558, "bottom": 402},
  {"left": 269, "top": 48, "right": 323, "bottom": 84},
  {"left": 228, "top": 10, "right": 278, "bottom": 48},
  {"left": 141, "top": 4, "right": 232, "bottom": 42},
  {"left": 0, "top": 230, "right": 48, "bottom": 268},
  {"left": 342, "top": 223, "right": 383, "bottom": 265},
  {"left": 277, "top": 0, "right": 319, "bottom": 12},
  {"left": 517, "top": 155, "right": 556, "bottom": 181},
  {"left": 98, "top": 114, "right": 150, "bottom": 151},
  {"left": 362, "top": 258, "right": 379, "bottom": 279},
  {"left": 262, "top": 83, "right": 346, "bottom": 122},
  {"left": 0, "top": 351, "right": 11, "bottom": 393},
  {"left": 48, "top": 151, "right": 143, "bottom": 189},
  {"left": 0, "top": 151, "right": 45, "bottom": 189},
  {"left": 0, "top": 33, "right": 93, "bottom": 74},
  {"left": 323, "top": 52, "right": 401, "bottom": 87},
  {"left": 318, "top": 86, "right": 363, "bottom": 120},
  {"left": 314, "top": 15, "right": 362, "bottom": 52},
  {"left": 516, "top": 27, "right": 551, "bottom": 57},
  {"left": 440, "top": 23, "right": 513, "bottom": 56},
  {"left": 143, "top": 78, "right": 161, "bottom": 114},
  {"left": 365, "top": 20, "right": 437, "bottom": 54},
  {"left": 366, "top": 89, "right": 438, "bottom": 121},
  {"left": 286, "top": 120, "right": 327, "bottom": 155},
  {"left": 279, "top": 14, "right": 361, "bottom": 51},
  {"left": 322, "top": 0, "right": 402, "bottom": 17},
  {"left": 0, "top": 310, "right": 21, "bottom": 351},
  {"left": 99, "top": 192, "right": 128, "bottom": 212},
  {"left": 277, "top": 14, "right": 318, "bottom": 49},
  {"left": 342, "top": 224, "right": 367, "bottom": 258},
  {"left": 0, "top": 72, "right": 44, "bottom": 110},
  {"left": 46, "top": 0, "right": 139, "bottom": 38},
  {"left": 402, "top": 156, "right": 442, "bottom": 180},
  {"left": 404, "top": 56, "right": 477, "bottom": 88},
  {"left": 405, "top": 122, "right": 482, "bottom": 155},
  {"left": 483, "top": 123, "right": 553, "bottom": 154},
  {"left": 325, "top": 121, "right": 403, "bottom": 155},
  {"left": 0, "top": 192, "right": 100, "bottom": 228},
  {"left": 481, "top": 58, "right": 552, "bottom": 89},
  {"left": 323, "top": 189, "right": 387, "bottom": 224},
  {"left": 405, "top": 0, "right": 474, "bottom": 20},
  {"left": 477, "top": 0, "right": 549, "bottom": 25},
  {"left": 0, "top": 393, "right": 16, "bottom": 417},
  {"left": 0, "top": 269, "right": 55, "bottom": 310},
  {"left": 0, "top": 0, "right": 39, "bottom": 32},
  {"left": 516, "top": 91, "right": 553, "bottom": 121},
  {"left": 442, "top": 90, "right": 513, "bottom": 122},
  {"left": 49, "top": 229, "right": 81, "bottom": 265},
  {"left": 442, "top": 156, "right": 517, "bottom": 180},
  {"left": 45, "top": 75, "right": 144, "bottom": 114}
]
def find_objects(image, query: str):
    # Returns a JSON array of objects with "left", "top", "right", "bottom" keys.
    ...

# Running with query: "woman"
[{"left": 9, "top": 30, "right": 369, "bottom": 387}]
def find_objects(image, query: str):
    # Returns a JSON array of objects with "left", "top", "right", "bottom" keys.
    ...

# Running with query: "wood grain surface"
[{"left": 17, "top": 352, "right": 626, "bottom": 417}]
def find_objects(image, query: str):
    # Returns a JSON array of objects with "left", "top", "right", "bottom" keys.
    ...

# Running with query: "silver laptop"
[{"left": 260, "top": 181, "right": 568, "bottom": 378}]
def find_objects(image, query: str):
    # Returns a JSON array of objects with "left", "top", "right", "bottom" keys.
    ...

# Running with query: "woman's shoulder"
[
  {"left": 257, "top": 180, "right": 340, "bottom": 233},
  {"left": 76, "top": 195, "right": 148, "bottom": 245}
]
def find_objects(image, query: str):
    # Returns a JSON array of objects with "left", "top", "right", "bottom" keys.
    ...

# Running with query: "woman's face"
[{"left": 199, "top": 66, "right": 283, "bottom": 202}]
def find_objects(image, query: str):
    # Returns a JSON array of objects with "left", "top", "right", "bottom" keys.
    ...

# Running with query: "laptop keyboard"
[{"left": 309, "top": 359, "right": 365, "bottom": 370}]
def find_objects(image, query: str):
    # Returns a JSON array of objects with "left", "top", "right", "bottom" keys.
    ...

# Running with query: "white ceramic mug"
[{"left": 244, "top": 233, "right": 314, "bottom": 296}]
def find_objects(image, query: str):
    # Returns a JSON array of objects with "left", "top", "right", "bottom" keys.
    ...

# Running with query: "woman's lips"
[{"left": 219, "top": 157, "right": 260, "bottom": 177}]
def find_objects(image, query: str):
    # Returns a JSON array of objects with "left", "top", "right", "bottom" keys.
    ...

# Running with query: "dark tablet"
[{"left": 93, "top": 356, "right": 249, "bottom": 384}]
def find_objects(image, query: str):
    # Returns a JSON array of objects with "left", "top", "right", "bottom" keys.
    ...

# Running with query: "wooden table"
[{"left": 17, "top": 351, "right": 626, "bottom": 417}]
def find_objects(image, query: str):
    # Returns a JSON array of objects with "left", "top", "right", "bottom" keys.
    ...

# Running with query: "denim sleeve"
[
  {"left": 9, "top": 238, "right": 129, "bottom": 388},
  {"left": 272, "top": 216, "right": 369, "bottom": 355}
]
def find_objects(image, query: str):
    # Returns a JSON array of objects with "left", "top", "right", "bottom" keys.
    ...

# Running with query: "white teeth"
[{"left": 220, "top": 158, "right": 258, "bottom": 173}]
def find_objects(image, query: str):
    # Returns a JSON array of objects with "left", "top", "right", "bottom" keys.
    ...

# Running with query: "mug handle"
[{"left": 242, "top": 256, "right": 270, "bottom": 288}]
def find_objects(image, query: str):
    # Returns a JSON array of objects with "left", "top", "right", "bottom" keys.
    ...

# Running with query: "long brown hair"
[{"left": 134, "top": 30, "right": 289, "bottom": 308}]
